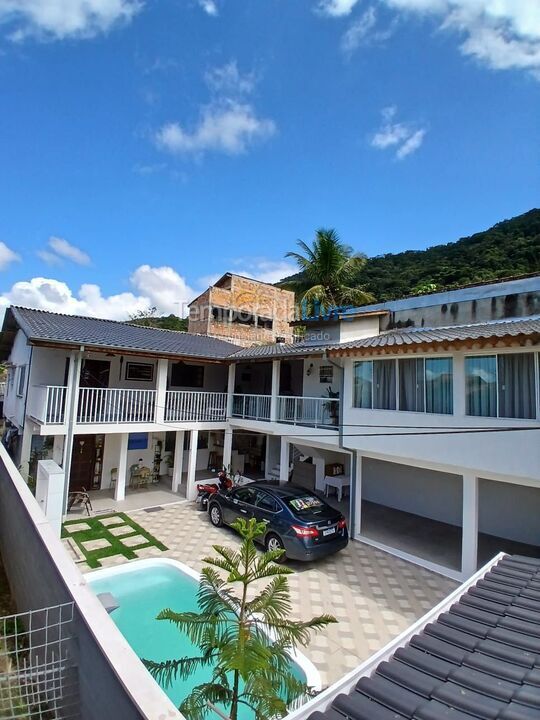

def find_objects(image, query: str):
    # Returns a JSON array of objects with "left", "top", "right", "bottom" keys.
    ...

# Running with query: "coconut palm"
[
  {"left": 283, "top": 228, "right": 374, "bottom": 315},
  {"left": 144, "top": 517, "right": 336, "bottom": 720}
]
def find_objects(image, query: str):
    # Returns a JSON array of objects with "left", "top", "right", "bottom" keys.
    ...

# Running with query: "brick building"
[{"left": 188, "top": 272, "right": 295, "bottom": 346}]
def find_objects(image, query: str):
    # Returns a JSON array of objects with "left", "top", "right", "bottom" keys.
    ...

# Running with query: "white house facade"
[{"left": 2, "top": 274, "right": 540, "bottom": 581}]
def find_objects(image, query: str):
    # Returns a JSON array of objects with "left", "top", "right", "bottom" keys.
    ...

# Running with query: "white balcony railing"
[
  {"left": 0, "top": 381, "right": 6, "bottom": 397},
  {"left": 278, "top": 395, "right": 339, "bottom": 429},
  {"left": 27, "top": 385, "right": 68, "bottom": 424},
  {"left": 231, "top": 394, "right": 271, "bottom": 421},
  {"left": 77, "top": 387, "right": 156, "bottom": 424},
  {"left": 165, "top": 391, "right": 228, "bottom": 422}
]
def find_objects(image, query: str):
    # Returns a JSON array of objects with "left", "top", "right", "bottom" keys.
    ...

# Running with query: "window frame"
[
  {"left": 125, "top": 362, "right": 154, "bottom": 382},
  {"left": 16, "top": 365, "right": 26, "bottom": 398},
  {"left": 353, "top": 355, "right": 454, "bottom": 416},
  {"left": 465, "top": 350, "right": 538, "bottom": 421}
]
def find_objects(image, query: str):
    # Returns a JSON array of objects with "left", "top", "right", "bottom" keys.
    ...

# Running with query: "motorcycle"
[{"left": 196, "top": 470, "right": 233, "bottom": 511}]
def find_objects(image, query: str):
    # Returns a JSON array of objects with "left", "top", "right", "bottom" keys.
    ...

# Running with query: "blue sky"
[{"left": 0, "top": 0, "right": 538, "bottom": 320}]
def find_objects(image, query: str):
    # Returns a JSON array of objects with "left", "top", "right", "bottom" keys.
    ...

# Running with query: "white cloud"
[
  {"left": 341, "top": 6, "right": 396, "bottom": 55},
  {"left": 0, "top": 0, "right": 142, "bottom": 41},
  {"left": 230, "top": 258, "right": 297, "bottom": 285},
  {"left": 155, "top": 100, "right": 275, "bottom": 156},
  {"left": 0, "top": 242, "right": 20, "bottom": 270},
  {"left": 380, "top": 0, "right": 540, "bottom": 76},
  {"left": 0, "top": 264, "right": 196, "bottom": 321},
  {"left": 205, "top": 61, "right": 256, "bottom": 96},
  {"left": 371, "top": 106, "right": 427, "bottom": 159},
  {"left": 317, "top": 0, "right": 361, "bottom": 17},
  {"left": 198, "top": 0, "right": 218, "bottom": 16},
  {"left": 42, "top": 236, "right": 92, "bottom": 266}
]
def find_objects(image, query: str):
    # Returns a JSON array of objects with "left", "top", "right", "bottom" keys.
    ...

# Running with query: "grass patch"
[{"left": 62, "top": 512, "right": 167, "bottom": 569}]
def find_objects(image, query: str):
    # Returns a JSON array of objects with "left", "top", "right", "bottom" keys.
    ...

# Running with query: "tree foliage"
[
  {"left": 279, "top": 210, "right": 540, "bottom": 304},
  {"left": 282, "top": 228, "right": 374, "bottom": 314},
  {"left": 144, "top": 518, "right": 336, "bottom": 720},
  {"left": 128, "top": 307, "right": 188, "bottom": 331}
]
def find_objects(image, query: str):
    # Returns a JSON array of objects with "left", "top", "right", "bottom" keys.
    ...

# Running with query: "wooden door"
[{"left": 69, "top": 435, "right": 96, "bottom": 491}]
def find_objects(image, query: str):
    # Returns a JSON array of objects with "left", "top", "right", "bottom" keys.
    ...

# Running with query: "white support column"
[
  {"left": 62, "top": 349, "right": 83, "bottom": 511},
  {"left": 270, "top": 360, "right": 280, "bottom": 422},
  {"left": 353, "top": 452, "right": 363, "bottom": 538},
  {"left": 52, "top": 435, "right": 64, "bottom": 466},
  {"left": 155, "top": 358, "right": 168, "bottom": 424},
  {"left": 313, "top": 457, "right": 326, "bottom": 493},
  {"left": 18, "top": 419, "right": 34, "bottom": 480},
  {"left": 461, "top": 473, "right": 479, "bottom": 579},
  {"left": 279, "top": 436, "right": 289, "bottom": 485},
  {"left": 186, "top": 429, "right": 199, "bottom": 501},
  {"left": 226, "top": 364, "right": 236, "bottom": 417},
  {"left": 171, "top": 430, "right": 185, "bottom": 493},
  {"left": 114, "top": 433, "right": 129, "bottom": 502},
  {"left": 223, "top": 428, "right": 233, "bottom": 473}
]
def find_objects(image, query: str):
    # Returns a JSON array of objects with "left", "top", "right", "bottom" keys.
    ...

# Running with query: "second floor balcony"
[{"left": 231, "top": 393, "right": 339, "bottom": 429}]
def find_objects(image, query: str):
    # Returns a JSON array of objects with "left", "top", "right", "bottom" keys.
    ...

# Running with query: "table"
[{"left": 324, "top": 474, "right": 350, "bottom": 502}]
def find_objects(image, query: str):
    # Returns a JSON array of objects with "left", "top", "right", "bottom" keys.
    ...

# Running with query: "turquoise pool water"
[{"left": 89, "top": 562, "right": 308, "bottom": 719}]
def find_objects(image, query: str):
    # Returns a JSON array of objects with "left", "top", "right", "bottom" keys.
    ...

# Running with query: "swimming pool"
[{"left": 87, "top": 558, "right": 320, "bottom": 719}]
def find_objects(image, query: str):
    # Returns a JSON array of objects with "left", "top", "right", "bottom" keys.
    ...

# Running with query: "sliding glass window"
[
  {"left": 353, "top": 361, "right": 373, "bottom": 408},
  {"left": 466, "top": 352, "right": 536, "bottom": 419},
  {"left": 398, "top": 358, "right": 425, "bottom": 412},
  {"left": 425, "top": 358, "right": 453, "bottom": 415},
  {"left": 373, "top": 360, "right": 396, "bottom": 410},
  {"left": 465, "top": 355, "right": 497, "bottom": 417}
]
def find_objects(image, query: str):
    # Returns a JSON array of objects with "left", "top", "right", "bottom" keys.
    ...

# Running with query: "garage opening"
[
  {"left": 360, "top": 458, "right": 463, "bottom": 572},
  {"left": 477, "top": 478, "right": 540, "bottom": 565}
]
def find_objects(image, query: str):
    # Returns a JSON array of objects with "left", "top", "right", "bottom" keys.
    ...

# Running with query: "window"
[
  {"left": 425, "top": 358, "right": 453, "bottom": 415},
  {"left": 353, "top": 360, "right": 396, "bottom": 410},
  {"left": 255, "top": 491, "right": 279, "bottom": 513},
  {"left": 398, "top": 358, "right": 425, "bottom": 412},
  {"left": 466, "top": 352, "right": 536, "bottom": 419},
  {"left": 233, "top": 487, "right": 257, "bottom": 505},
  {"left": 354, "top": 357, "right": 453, "bottom": 415},
  {"left": 170, "top": 362, "right": 204, "bottom": 388},
  {"left": 211, "top": 306, "right": 229, "bottom": 323},
  {"left": 319, "top": 365, "right": 333, "bottom": 384},
  {"left": 16, "top": 366, "right": 26, "bottom": 397},
  {"left": 257, "top": 316, "right": 273, "bottom": 330},
  {"left": 125, "top": 362, "right": 154, "bottom": 382}
]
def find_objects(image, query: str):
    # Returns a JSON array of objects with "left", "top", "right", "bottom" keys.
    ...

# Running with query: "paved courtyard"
[{"left": 67, "top": 500, "right": 458, "bottom": 688}]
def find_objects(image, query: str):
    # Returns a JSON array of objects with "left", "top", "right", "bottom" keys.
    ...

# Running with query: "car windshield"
[{"left": 285, "top": 495, "right": 325, "bottom": 513}]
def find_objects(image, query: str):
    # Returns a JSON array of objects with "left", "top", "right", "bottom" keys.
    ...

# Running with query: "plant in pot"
[
  {"left": 323, "top": 387, "right": 340, "bottom": 426},
  {"left": 162, "top": 453, "right": 174, "bottom": 477}
]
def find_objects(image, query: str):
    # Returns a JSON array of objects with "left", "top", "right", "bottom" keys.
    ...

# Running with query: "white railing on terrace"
[
  {"left": 0, "top": 381, "right": 6, "bottom": 397},
  {"left": 27, "top": 385, "right": 68, "bottom": 424},
  {"left": 165, "top": 390, "right": 228, "bottom": 422},
  {"left": 278, "top": 395, "right": 339, "bottom": 429},
  {"left": 77, "top": 387, "right": 156, "bottom": 424},
  {"left": 232, "top": 394, "right": 271, "bottom": 421}
]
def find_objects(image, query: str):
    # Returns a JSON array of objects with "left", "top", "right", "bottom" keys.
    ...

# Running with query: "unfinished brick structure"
[{"left": 188, "top": 273, "right": 295, "bottom": 346}]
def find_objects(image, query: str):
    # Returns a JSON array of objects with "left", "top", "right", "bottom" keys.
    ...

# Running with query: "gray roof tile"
[
  {"left": 6, "top": 306, "right": 241, "bottom": 360},
  {"left": 308, "top": 554, "right": 540, "bottom": 720}
]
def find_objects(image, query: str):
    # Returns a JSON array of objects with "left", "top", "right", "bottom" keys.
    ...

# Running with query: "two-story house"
[{"left": 3, "top": 274, "right": 540, "bottom": 582}]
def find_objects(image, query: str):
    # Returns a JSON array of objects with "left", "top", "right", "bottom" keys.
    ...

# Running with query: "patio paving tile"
[
  {"left": 64, "top": 521, "right": 92, "bottom": 534},
  {"left": 83, "top": 502, "right": 458, "bottom": 688},
  {"left": 108, "top": 525, "right": 134, "bottom": 537},
  {"left": 122, "top": 534, "right": 150, "bottom": 548},
  {"left": 81, "top": 538, "right": 111, "bottom": 552}
]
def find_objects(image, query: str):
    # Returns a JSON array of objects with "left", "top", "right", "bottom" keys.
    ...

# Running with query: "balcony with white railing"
[
  {"left": 77, "top": 387, "right": 156, "bottom": 424},
  {"left": 278, "top": 395, "right": 339, "bottom": 429},
  {"left": 165, "top": 391, "right": 228, "bottom": 423},
  {"left": 27, "top": 385, "right": 68, "bottom": 424},
  {"left": 231, "top": 394, "right": 272, "bottom": 421}
]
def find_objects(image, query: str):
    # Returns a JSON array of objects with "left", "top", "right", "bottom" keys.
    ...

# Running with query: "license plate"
[{"left": 323, "top": 527, "right": 336, "bottom": 537}]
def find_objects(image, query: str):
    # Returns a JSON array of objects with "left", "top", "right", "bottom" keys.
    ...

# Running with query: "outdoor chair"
[{"left": 67, "top": 487, "right": 93, "bottom": 516}]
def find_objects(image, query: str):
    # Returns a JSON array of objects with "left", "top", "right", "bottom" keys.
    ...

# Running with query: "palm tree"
[
  {"left": 144, "top": 517, "right": 336, "bottom": 720},
  {"left": 283, "top": 228, "right": 374, "bottom": 316}
]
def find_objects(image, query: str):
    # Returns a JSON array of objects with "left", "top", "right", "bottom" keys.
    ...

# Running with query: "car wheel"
[
  {"left": 209, "top": 503, "right": 223, "bottom": 527},
  {"left": 265, "top": 533, "right": 286, "bottom": 562}
]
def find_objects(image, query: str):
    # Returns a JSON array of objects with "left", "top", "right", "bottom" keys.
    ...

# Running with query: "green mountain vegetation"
[
  {"left": 128, "top": 307, "right": 188, "bottom": 332},
  {"left": 281, "top": 209, "right": 540, "bottom": 303}
]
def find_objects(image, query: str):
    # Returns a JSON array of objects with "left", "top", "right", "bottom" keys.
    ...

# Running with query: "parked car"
[{"left": 207, "top": 481, "right": 348, "bottom": 562}]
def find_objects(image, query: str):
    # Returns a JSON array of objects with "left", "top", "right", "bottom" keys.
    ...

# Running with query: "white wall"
[
  {"left": 302, "top": 358, "right": 340, "bottom": 398},
  {"left": 362, "top": 457, "right": 463, "bottom": 527},
  {"left": 4, "top": 329, "right": 32, "bottom": 429},
  {"left": 339, "top": 316, "right": 380, "bottom": 343},
  {"left": 479, "top": 478, "right": 540, "bottom": 546}
]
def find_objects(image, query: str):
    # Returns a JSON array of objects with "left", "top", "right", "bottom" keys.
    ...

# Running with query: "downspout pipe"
[{"left": 62, "top": 347, "right": 84, "bottom": 513}]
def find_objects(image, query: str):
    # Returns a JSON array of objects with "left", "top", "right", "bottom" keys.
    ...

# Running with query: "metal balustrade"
[
  {"left": 231, "top": 394, "right": 272, "bottom": 421},
  {"left": 277, "top": 395, "right": 339, "bottom": 429},
  {"left": 165, "top": 390, "right": 228, "bottom": 422},
  {"left": 77, "top": 387, "right": 156, "bottom": 424}
]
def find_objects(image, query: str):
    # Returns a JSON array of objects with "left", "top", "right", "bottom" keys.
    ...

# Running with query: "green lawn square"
[{"left": 62, "top": 512, "right": 167, "bottom": 569}]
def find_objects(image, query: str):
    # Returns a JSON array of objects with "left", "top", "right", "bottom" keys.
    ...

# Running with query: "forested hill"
[{"left": 351, "top": 209, "right": 540, "bottom": 301}]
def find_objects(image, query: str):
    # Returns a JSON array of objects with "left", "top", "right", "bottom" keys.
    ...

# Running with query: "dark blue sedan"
[{"left": 207, "top": 481, "right": 348, "bottom": 562}]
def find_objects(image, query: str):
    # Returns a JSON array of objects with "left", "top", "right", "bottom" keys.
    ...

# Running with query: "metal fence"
[{"left": 0, "top": 602, "right": 79, "bottom": 719}]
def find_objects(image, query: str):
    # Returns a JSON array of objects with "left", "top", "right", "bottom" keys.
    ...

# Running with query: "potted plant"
[
  {"left": 161, "top": 453, "right": 174, "bottom": 477},
  {"left": 323, "top": 387, "right": 340, "bottom": 425}
]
